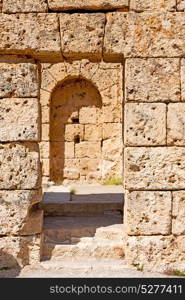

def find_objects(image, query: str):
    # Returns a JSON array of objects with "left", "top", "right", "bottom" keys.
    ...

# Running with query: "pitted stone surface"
[
  {"left": 125, "top": 147, "right": 185, "bottom": 190},
  {"left": 125, "top": 103, "right": 166, "bottom": 146},
  {"left": 167, "top": 103, "right": 185, "bottom": 145},
  {"left": 125, "top": 191, "right": 172, "bottom": 235},
  {"left": 177, "top": 0, "right": 185, "bottom": 10},
  {"left": 48, "top": 0, "right": 128, "bottom": 10},
  {"left": 130, "top": 0, "right": 176, "bottom": 11},
  {"left": 172, "top": 191, "right": 185, "bottom": 235},
  {"left": 125, "top": 58, "right": 180, "bottom": 102},
  {"left": 3, "top": 0, "right": 48, "bottom": 12}
]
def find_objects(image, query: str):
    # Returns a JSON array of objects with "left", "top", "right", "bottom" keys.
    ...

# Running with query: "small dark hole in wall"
[
  {"left": 74, "top": 135, "right": 80, "bottom": 144},
  {"left": 72, "top": 118, "right": 79, "bottom": 124}
]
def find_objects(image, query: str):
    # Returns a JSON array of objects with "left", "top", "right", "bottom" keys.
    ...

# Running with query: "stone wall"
[{"left": 0, "top": 0, "right": 185, "bottom": 272}]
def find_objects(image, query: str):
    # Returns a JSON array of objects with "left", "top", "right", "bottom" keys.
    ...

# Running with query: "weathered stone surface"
[
  {"left": 104, "top": 12, "right": 185, "bottom": 58},
  {"left": 177, "top": 0, "right": 185, "bottom": 10},
  {"left": 167, "top": 103, "right": 185, "bottom": 145},
  {"left": 20, "top": 210, "right": 43, "bottom": 236},
  {"left": 39, "top": 142, "right": 49, "bottom": 159},
  {"left": 0, "top": 143, "right": 40, "bottom": 189},
  {"left": 0, "top": 14, "right": 60, "bottom": 59},
  {"left": 0, "top": 98, "right": 39, "bottom": 142},
  {"left": 0, "top": 0, "right": 2, "bottom": 11},
  {"left": 63, "top": 159, "right": 80, "bottom": 180},
  {"left": 125, "top": 147, "right": 185, "bottom": 190},
  {"left": 0, "top": 235, "right": 41, "bottom": 268},
  {"left": 79, "top": 107, "right": 101, "bottom": 124},
  {"left": 65, "top": 142, "right": 75, "bottom": 159},
  {"left": 42, "top": 124, "right": 49, "bottom": 141},
  {"left": 75, "top": 142, "right": 101, "bottom": 159},
  {"left": 0, "top": 57, "right": 38, "bottom": 98},
  {"left": 49, "top": 0, "right": 128, "bottom": 10},
  {"left": 103, "top": 123, "right": 122, "bottom": 140},
  {"left": 125, "top": 58, "right": 180, "bottom": 102},
  {"left": 125, "top": 191, "right": 172, "bottom": 235},
  {"left": 125, "top": 103, "right": 166, "bottom": 146},
  {"left": 180, "top": 59, "right": 185, "bottom": 101},
  {"left": 130, "top": 0, "right": 176, "bottom": 11},
  {"left": 172, "top": 191, "right": 185, "bottom": 235},
  {"left": 126, "top": 236, "right": 185, "bottom": 272},
  {"left": 42, "top": 159, "right": 50, "bottom": 176},
  {"left": 3, "top": 0, "right": 48, "bottom": 12},
  {"left": 84, "top": 125, "right": 102, "bottom": 141},
  {"left": 60, "top": 13, "right": 105, "bottom": 60},
  {"left": 65, "top": 124, "right": 84, "bottom": 142},
  {"left": 0, "top": 190, "right": 42, "bottom": 235},
  {"left": 80, "top": 159, "right": 101, "bottom": 176}
]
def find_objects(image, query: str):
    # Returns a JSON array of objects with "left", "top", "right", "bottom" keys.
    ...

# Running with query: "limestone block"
[
  {"left": 39, "top": 142, "right": 50, "bottom": 159},
  {"left": 40, "top": 90, "right": 51, "bottom": 107},
  {"left": 125, "top": 58, "right": 180, "bottom": 102},
  {"left": 0, "top": 58, "right": 38, "bottom": 98},
  {"left": 42, "top": 159, "right": 50, "bottom": 176},
  {"left": 125, "top": 103, "right": 166, "bottom": 146},
  {"left": 60, "top": 13, "right": 105, "bottom": 60},
  {"left": 102, "top": 139, "right": 123, "bottom": 161},
  {"left": 0, "top": 235, "right": 41, "bottom": 268},
  {"left": 104, "top": 12, "right": 185, "bottom": 58},
  {"left": 167, "top": 103, "right": 185, "bottom": 145},
  {"left": 130, "top": 0, "right": 176, "bottom": 11},
  {"left": 103, "top": 105, "right": 122, "bottom": 123},
  {"left": 75, "top": 142, "right": 101, "bottom": 159},
  {"left": 125, "top": 235, "right": 185, "bottom": 272},
  {"left": 3, "top": 0, "right": 48, "bottom": 12},
  {"left": 0, "top": 190, "right": 42, "bottom": 235},
  {"left": 79, "top": 107, "right": 100, "bottom": 124},
  {"left": 20, "top": 210, "right": 43, "bottom": 236},
  {"left": 172, "top": 191, "right": 185, "bottom": 235},
  {"left": 0, "top": 0, "right": 2, "bottom": 11},
  {"left": 42, "top": 124, "right": 49, "bottom": 141},
  {"left": 180, "top": 59, "right": 185, "bottom": 101},
  {"left": 102, "top": 159, "right": 123, "bottom": 181},
  {"left": 48, "top": 0, "right": 128, "bottom": 10},
  {"left": 65, "top": 124, "right": 84, "bottom": 142},
  {"left": 84, "top": 125, "right": 103, "bottom": 141},
  {"left": 80, "top": 159, "right": 101, "bottom": 176},
  {"left": 0, "top": 98, "right": 39, "bottom": 142},
  {"left": 103, "top": 123, "right": 122, "bottom": 140},
  {"left": 42, "top": 105, "right": 50, "bottom": 124},
  {"left": 0, "top": 14, "right": 61, "bottom": 59},
  {"left": 177, "top": 0, "right": 185, "bottom": 10},
  {"left": 125, "top": 191, "right": 172, "bottom": 235},
  {"left": 63, "top": 159, "right": 80, "bottom": 180},
  {"left": 125, "top": 147, "right": 185, "bottom": 190},
  {"left": 0, "top": 143, "right": 40, "bottom": 189},
  {"left": 65, "top": 142, "right": 75, "bottom": 159}
]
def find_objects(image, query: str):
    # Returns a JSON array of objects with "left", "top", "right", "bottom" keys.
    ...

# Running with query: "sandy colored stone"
[
  {"left": 180, "top": 59, "right": 185, "bottom": 101},
  {"left": 60, "top": 13, "right": 105, "bottom": 60},
  {"left": 65, "top": 124, "right": 84, "bottom": 142},
  {"left": 42, "top": 124, "right": 49, "bottom": 141},
  {"left": 104, "top": 12, "right": 185, "bottom": 58},
  {"left": 0, "top": 14, "right": 60, "bottom": 60},
  {"left": 49, "top": 0, "right": 128, "bottom": 10},
  {"left": 177, "top": 0, "right": 185, "bottom": 10},
  {"left": 125, "top": 58, "right": 180, "bottom": 102},
  {"left": 84, "top": 125, "right": 102, "bottom": 141},
  {"left": 75, "top": 142, "right": 101, "bottom": 159},
  {"left": 50, "top": 142, "right": 64, "bottom": 159},
  {"left": 125, "top": 103, "right": 166, "bottom": 146},
  {"left": 0, "top": 235, "right": 41, "bottom": 268},
  {"left": 125, "top": 191, "right": 172, "bottom": 235},
  {"left": 172, "top": 191, "right": 185, "bottom": 235},
  {"left": 39, "top": 142, "right": 50, "bottom": 159},
  {"left": 3, "top": 0, "right": 48, "bottom": 12},
  {"left": 103, "top": 123, "right": 122, "bottom": 140},
  {"left": 79, "top": 107, "right": 100, "bottom": 124},
  {"left": 130, "top": 0, "right": 176, "bottom": 11},
  {"left": 0, "top": 143, "right": 40, "bottom": 190},
  {"left": 80, "top": 159, "right": 101, "bottom": 176},
  {"left": 126, "top": 235, "right": 185, "bottom": 272},
  {"left": 167, "top": 103, "right": 185, "bottom": 145},
  {"left": 125, "top": 147, "right": 185, "bottom": 190},
  {"left": 102, "top": 138, "right": 123, "bottom": 162},
  {"left": 42, "top": 105, "right": 49, "bottom": 124},
  {"left": 42, "top": 159, "right": 50, "bottom": 176},
  {"left": 102, "top": 105, "right": 122, "bottom": 123},
  {"left": 0, "top": 98, "right": 39, "bottom": 142},
  {"left": 63, "top": 159, "right": 80, "bottom": 180},
  {"left": 65, "top": 142, "right": 75, "bottom": 159},
  {"left": 0, "top": 0, "right": 2, "bottom": 11},
  {"left": 0, "top": 58, "right": 38, "bottom": 98}
]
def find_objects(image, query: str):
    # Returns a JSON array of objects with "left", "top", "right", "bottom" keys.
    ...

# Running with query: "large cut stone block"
[
  {"left": 130, "top": 0, "right": 176, "bottom": 11},
  {"left": 0, "top": 14, "right": 60, "bottom": 60},
  {"left": 125, "top": 103, "right": 166, "bottom": 146},
  {"left": 60, "top": 13, "right": 105, "bottom": 60},
  {"left": 0, "top": 143, "right": 41, "bottom": 189},
  {"left": 167, "top": 103, "right": 185, "bottom": 145},
  {"left": 125, "top": 236, "right": 185, "bottom": 272},
  {"left": 125, "top": 191, "right": 172, "bottom": 235},
  {"left": 125, "top": 58, "right": 180, "bottom": 102},
  {"left": 0, "top": 98, "right": 39, "bottom": 142},
  {"left": 103, "top": 123, "right": 122, "bottom": 140},
  {"left": 172, "top": 191, "right": 185, "bottom": 235},
  {"left": 0, "top": 57, "right": 38, "bottom": 98},
  {"left": 0, "top": 235, "right": 41, "bottom": 268},
  {"left": 75, "top": 142, "right": 101, "bottom": 159},
  {"left": 3, "top": 0, "right": 48, "bottom": 12},
  {"left": 65, "top": 124, "right": 84, "bottom": 142},
  {"left": 84, "top": 125, "right": 103, "bottom": 141},
  {"left": 125, "top": 147, "right": 185, "bottom": 190},
  {"left": 104, "top": 12, "right": 185, "bottom": 58},
  {"left": 49, "top": 0, "right": 128, "bottom": 10}
]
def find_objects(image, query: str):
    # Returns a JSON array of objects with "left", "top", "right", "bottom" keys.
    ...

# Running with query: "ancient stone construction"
[{"left": 0, "top": 0, "right": 185, "bottom": 275}]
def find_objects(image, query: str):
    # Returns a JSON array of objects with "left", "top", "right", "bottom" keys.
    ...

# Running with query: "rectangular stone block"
[
  {"left": 167, "top": 103, "right": 185, "bottom": 145},
  {"left": 60, "top": 13, "right": 105, "bottom": 60},
  {"left": 177, "top": 0, "right": 185, "bottom": 10},
  {"left": 130, "top": 0, "right": 176, "bottom": 11},
  {"left": 125, "top": 147, "right": 185, "bottom": 190},
  {"left": 125, "top": 103, "right": 166, "bottom": 146},
  {"left": 0, "top": 235, "right": 41, "bottom": 268},
  {"left": 125, "top": 236, "right": 185, "bottom": 272},
  {"left": 39, "top": 141, "right": 50, "bottom": 159},
  {"left": 42, "top": 124, "right": 49, "bottom": 141},
  {"left": 102, "top": 138, "right": 123, "bottom": 161},
  {"left": 49, "top": 0, "right": 128, "bottom": 10},
  {"left": 104, "top": 12, "right": 185, "bottom": 58},
  {"left": 180, "top": 59, "right": 185, "bottom": 101},
  {"left": 125, "top": 58, "right": 180, "bottom": 102},
  {"left": 0, "top": 190, "right": 42, "bottom": 235},
  {"left": 0, "top": 57, "right": 38, "bottom": 98},
  {"left": 20, "top": 210, "right": 43, "bottom": 236},
  {"left": 0, "top": 143, "right": 41, "bottom": 189},
  {"left": 65, "top": 142, "right": 75, "bottom": 159},
  {"left": 84, "top": 125, "right": 102, "bottom": 141},
  {"left": 63, "top": 159, "right": 80, "bottom": 180},
  {"left": 80, "top": 159, "right": 101, "bottom": 176},
  {"left": 125, "top": 191, "right": 172, "bottom": 235},
  {"left": 103, "top": 123, "right": 122, "bottom": 140},
  {"left": 79, "top": 107, "right": 100, "bottom": 124},
  {"left": 3, "top": 0, "right": 48, "bottom": 12},
  {"left": 172, "top": 191, "right": 185, "bottom": 235},
  {"left": 0, "top": 98, "right": 39, "bottom": 142},
  {"left": 0, "top": 14, "right": 61, "bottom": 60},
  {"left": 102, "top": 105, "right": 122, "bottom": 123},
  {"left": 42, "top": 105, "right": 49, "bottom": 124},
  {"left": 75, "top": 142, "right": 101, "bottom": 159},
  {"left": 65, "top": 124, "right": 84, "bottom": 142},
  {"left": 41, "top": 158, "right": 50, "bottom": 176}
]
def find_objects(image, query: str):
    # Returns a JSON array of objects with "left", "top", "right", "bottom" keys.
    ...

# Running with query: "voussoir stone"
[
  {"left": 48, "top": 0, "right": 128, "bottom": 10},
  {"left": 0, "top": 143, "right": 40, "bottom": 190},
  {"left": 172, "top": 191, "right": 185, "bottom": 235},
  {"left": 125, "top": 191, "right": 172, "bottom": 235},
  {"left": 130, "top": 0, "right": 176, "bottom": 11},
  {"left": 3, "top": 0, "right": 48, "bottom": 13},
  {"left": 125, "top": 147, "right": 185, "bottom": 190},
  {"left": 125, "top": 58, "right": 180, "bottom": 102}
]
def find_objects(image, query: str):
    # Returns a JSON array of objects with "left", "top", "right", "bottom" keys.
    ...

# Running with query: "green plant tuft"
[
  {"left": 70, "top": 188, "right": 76, "bottom": 195},
  {"left": 103, "top": 176, "right": 122, "bottom": 186}
]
